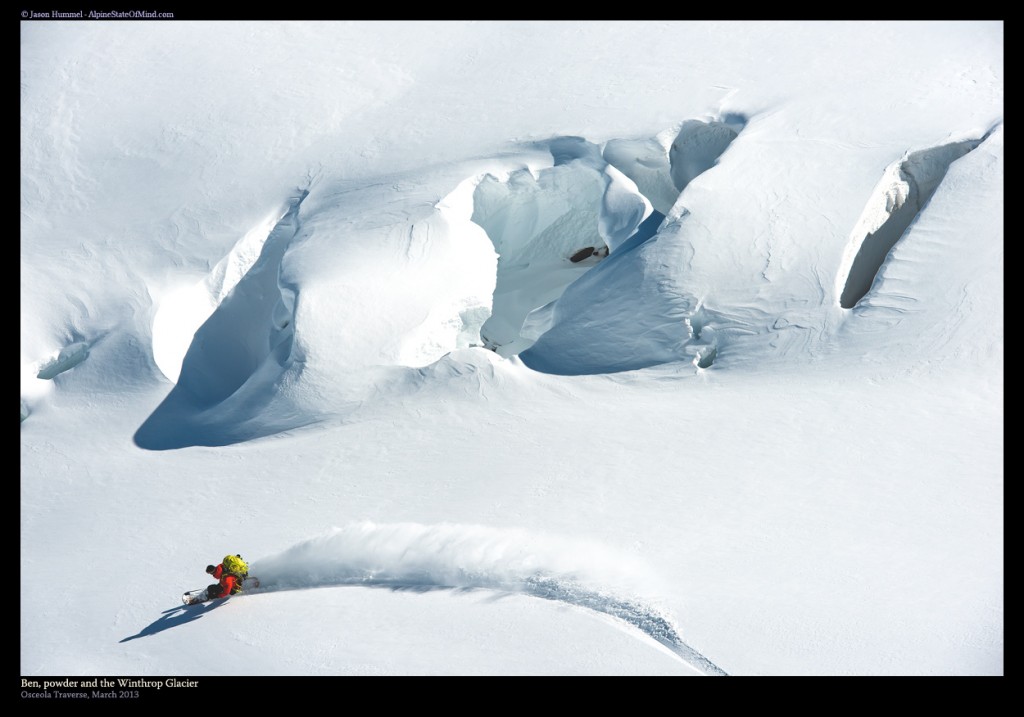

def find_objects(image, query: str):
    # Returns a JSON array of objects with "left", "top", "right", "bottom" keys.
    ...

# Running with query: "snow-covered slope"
[{"left": 21, "top": 20, "right": 1002, "bottom": 676}]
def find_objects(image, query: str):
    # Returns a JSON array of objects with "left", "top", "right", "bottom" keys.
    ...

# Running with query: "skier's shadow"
[{"left": 119, "top": 600, "right": 228, "bottom": 642}]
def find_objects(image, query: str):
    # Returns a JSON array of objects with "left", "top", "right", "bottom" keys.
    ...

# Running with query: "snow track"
[{"left": 249, "top": 522, "right": 727, "bottom": 675}]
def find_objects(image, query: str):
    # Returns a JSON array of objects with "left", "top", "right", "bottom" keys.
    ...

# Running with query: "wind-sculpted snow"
[
  {"left": 838, "top": 128, "right": 996, "bottom": 309},
  {"left": 603, "top": 115, "right": 746, "bottom": 216},
  {"left": 133, "top": 162, "right": 500, "bottom": 447},
  {"left": 151, "top": 203, "right": 300, "bottom": 384},
  {"left": 173, "top": 190, "right": 306, "bottom": 406},
  {"left": 834, "top": 125, "right": 1003, "bottom": 364},
  {"left": 124, "top": 114, "right": 997, "bottom": 447},
  {"left": 249, "top": 522, "right": 726, "bottom": 675},
  {"left": 35, "top": 341, "right": 90, "bottom": 380},
  {"left": 134, "top": 192, "right": 308, "bottom": 449},
  {"left": 125, "top": 118, "right": 750, "bottom": 443},
  {"left": 603, "top": 135, "right": 681, "bottom": 216},
  {"left": 668, "top": 116, "right": 745, "bottom": 196},
  {"left": 21, "top": 339, "right": 93, "bottom": 422}
]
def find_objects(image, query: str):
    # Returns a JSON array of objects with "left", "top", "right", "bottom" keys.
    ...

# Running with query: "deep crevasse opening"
[
  {"left": 463, "top": 118, "right": 743, "bottom": 367},
  {"left": 464, "top": 118, "right": 745, "bottom": 368},
  {"left": 838, "top": 134, "right": 990, "bottom": 309},
  {"left": 468, "top": 138, "right": 652, "bottom": 357}
]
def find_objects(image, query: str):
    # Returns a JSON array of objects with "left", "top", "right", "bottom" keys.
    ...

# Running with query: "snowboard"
[{"left": 183, "top": 576, "right": 260, "bottom": 605}]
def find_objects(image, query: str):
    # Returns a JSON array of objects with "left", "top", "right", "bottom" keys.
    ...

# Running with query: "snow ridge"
[
  {"left": 838, "top": 128, "right": 997, "bottom": 308},
  {"left": 34, "top": 340, "right": 90, "bottom": 380},
  {"left": 135, "top": 190, "right": 309, "bottom": 449}
]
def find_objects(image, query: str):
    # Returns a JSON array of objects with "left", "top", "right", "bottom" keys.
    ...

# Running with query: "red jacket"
[{"left": 209, "top": 564, "right": 239, "bottom": 599}]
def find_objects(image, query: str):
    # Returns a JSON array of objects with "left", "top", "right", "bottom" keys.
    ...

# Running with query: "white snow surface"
[{"left": 21, "top": 20, "right": 1002, "bottom": 677}]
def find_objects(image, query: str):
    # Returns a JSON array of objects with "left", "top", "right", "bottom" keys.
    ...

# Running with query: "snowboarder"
[
  {"left": 206, "top": 562, "right": 241, "bottom": 597},
  {"left": 184, "top": 554, "right": 256, "bottom": 605}
]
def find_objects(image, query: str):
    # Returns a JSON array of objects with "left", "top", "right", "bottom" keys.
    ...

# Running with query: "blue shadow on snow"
[{"left": 119, "top": 599, "right": 228, "bottom": 642}]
